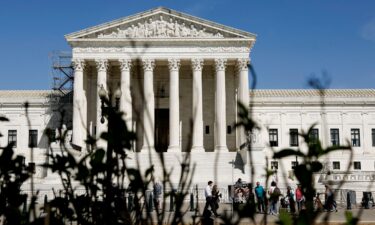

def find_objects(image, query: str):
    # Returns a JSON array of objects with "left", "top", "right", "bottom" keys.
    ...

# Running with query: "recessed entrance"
[{"left": 155, "top": 108, "right": 169, "bottom": 152}]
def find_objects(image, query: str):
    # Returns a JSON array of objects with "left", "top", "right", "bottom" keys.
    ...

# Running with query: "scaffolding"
[
  {"left": 47, "top": 51, "right": 74, "bottom": 129},
  {"left": 49, "top": 50, "right": 74, "bottom": 96}
]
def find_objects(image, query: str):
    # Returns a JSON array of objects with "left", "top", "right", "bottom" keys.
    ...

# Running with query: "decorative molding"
[
  {"left": 142, "top": 59, "right": 155, "bottom": 71},
  {"left": 235, "top": 58, "right": 249, "bottom": 72},
  {"left": 214, "top": 58, "right": 227, "bottom": 71},
  {"left": 95, "top": 59, "right": 109, "bottom": 72},
  {"left": 97, "top": 15, "right": 224, "bottom": 39},
  {"left": 191, "top": 58, "right": 204, "bottom": 71},
  {"left": 72, "top": 59, "right": 85, "bottom": 72},
  {"left": 119, "top": 59, "right": 132, "bottom": 71},
  {"left": 167, "top": 58, "right": 181, "bottom": 71},
  {"left": 199, "top": 47, "right": 250, "bottom": 53}
]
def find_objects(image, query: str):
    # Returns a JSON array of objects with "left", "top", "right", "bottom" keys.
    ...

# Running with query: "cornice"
[{"left": 65, "top": 7, "right": 256, "bottom": 40}]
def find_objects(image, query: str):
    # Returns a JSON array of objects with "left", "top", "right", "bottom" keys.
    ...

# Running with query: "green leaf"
[
  {"left": 273, "top": 149, "right": 305, "bottom": 159},
  {"left": 277, "top": 211, "right": 293, "bottom": 225}
]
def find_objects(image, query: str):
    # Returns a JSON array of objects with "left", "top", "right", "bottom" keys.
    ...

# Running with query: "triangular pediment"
[{"left": 65, "top": 7, "right": 256, "bottom": 41}]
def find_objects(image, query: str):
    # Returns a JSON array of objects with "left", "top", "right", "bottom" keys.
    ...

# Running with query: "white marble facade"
[{"left": 0, "top": 8, "right": 375, "bottom": 194}]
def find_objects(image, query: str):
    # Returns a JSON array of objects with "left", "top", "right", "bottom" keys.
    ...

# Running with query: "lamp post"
[
  {"left": 98, "top": 83, "right": 122, "bottom": 223},
  {"left": 99, "top": 84, "right": 122, "bottom": 123}
]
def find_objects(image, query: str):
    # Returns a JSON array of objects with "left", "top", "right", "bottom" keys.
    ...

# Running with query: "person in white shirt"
[{"left": 203, "top": 181, "right": 219, "bottom": 216}]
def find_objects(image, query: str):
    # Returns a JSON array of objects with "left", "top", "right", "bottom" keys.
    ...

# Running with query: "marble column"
[
  {"left": 191, "top": 58, "right": 205, "bottom": 152},
  {"left": 72, "top": 58, "right": 86, "bottom": 148},
  {"left": 167, "top": 58, "right": 181, "bottom": 152},
  {"left": 119, "top": 59, "right": 132, "bottom": 131},
  {"left": 214, "top": 58, "right": 228, "bottom": 151},
  {"left": 141, "top": 59, "right": 155, "bottom": 151},
  {"left": 236, "top": 58, "right": 250, "bottom": 150},
  {"left": 95, "top": 59, "right": 108, "bottom": 148}
]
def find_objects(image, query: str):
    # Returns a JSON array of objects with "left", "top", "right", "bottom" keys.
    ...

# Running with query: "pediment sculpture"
[{"left": 97, "top": 15, "right": 224, "bottom": 39}]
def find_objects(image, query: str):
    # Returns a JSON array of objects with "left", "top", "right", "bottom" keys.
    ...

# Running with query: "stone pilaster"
[
  {"left": 236, "top": 58, "right": 250, "bottom": 151},
  {"left": 214, "top": 58, "right": 228, "bottom": 151},
  {"left": 141, "top": 59, "right": 155, "bottom": 151},
  {"left": 95, "top": 59, "right": 108, "bottom": 148},
  {"left": 191, "top": 58, "right": 205, "bottom": 152},
  {"left": 167, "top": 58, "right": 181, "bottom": 152},
  {"left": 72, "top": 58, "right": 86, "bottom": 149},
  {"left": 119, "top": 59, "right": 132, "bottom": 131}
]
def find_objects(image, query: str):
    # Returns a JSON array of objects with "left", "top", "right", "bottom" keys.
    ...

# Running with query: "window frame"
[
  {"left": 289, "top": 129, "right": 299, "bottom": 147},
  {"left": 309, "top": 128, "right": 319, "bottom": 144},
  {"left": 351, "top": 129, "right": 361, "bottom": 147},
  {"left": 291, "top": 161, "right": 298, "bottom": 169},
  {"left": 28, "top": 129, "right": 38, "bottom": 148},
  {"left": 332, "top": 161, "right": 340, "bottom": 170},
  {"left": 269, "top": 129, "right": 278, "bottom": 147},
  {"left": 372, "top": 128, "right": 375, "bottom": 147},
  {"left": 271, "top": 161, "right": 278, "bottom": 170},
  {"left": 353, "top": 161, "right": 361, "bottom": 170},
  {"left": 330, "top": 128, "right": 340, "bottom": 146},
  {"left": 8, "top": 130, "right": 17, "bottom": 147}
]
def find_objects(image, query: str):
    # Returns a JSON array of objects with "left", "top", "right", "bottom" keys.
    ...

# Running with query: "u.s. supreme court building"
[{"left": 1, "top": 7, "right": 375, "bottom": 197}]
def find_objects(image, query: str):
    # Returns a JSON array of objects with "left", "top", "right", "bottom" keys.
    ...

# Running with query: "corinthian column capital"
[
  {"left": 72, "top": 58, "right": 85, "bottom": 72},
  {"left": 191, "top": 58, "right": 204, "bottom": 71},
  {"left": 119, "top": 58, "right": 132, "bottom": 71},
  {"left": 236, "top": 58, "right": 250, "bottom": 72},
  {"left": 214, "top": 58, "right": 227, "bottom": 72},
  {"left": 168, "top": 58, "right": 181, "bottom": 71},
  {"left": 95, "top": 59, "right": 109, "bottom": 72},
  {"left": 142, "top": 59, "right": 155, "bottom": 71}
]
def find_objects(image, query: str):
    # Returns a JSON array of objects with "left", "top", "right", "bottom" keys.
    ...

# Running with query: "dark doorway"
[{"left": 155, "top": 109, "right": 169, "bottom": 152}]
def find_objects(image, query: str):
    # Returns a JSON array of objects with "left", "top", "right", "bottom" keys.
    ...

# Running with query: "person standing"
[
  {"left": 153, "top": 181, "right": 163, "bottom": 212},
  {"left": 287, "top": 186, "right": 296, "bottom": 214},
  {"left": 254, "top": 181, "right": 266, "bottom": 213},
  {"left": 295, "top": 184, "right": 304, "bottom": 212},
  {"left": 268, "top": 181, "right": 280, "bottom": 215}
]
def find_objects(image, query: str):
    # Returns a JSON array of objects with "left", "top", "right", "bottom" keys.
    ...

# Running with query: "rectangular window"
[
  {"left": 269, "top": 129, "right": 278, "bottom": 147},
  {"left": 29, "top": 130, "right": 38, "bottom": 148},
  {"left": 271, "top": 161, "right": 278, "bottom": 170},
  {"left": 205, "top": 126, "right": 210, "bottom": 134},
  {"left": 351, "top": 129, "right": 360, "bottom": 147},
  {"left": 330, "top": 129, "right": 340, "bottom": 146},
  {"left": 372, "top": 129, "right": 375, "bottom": 147},
  {"left": 291, "top": 161, "right": 298, "bottom": 169},
  {"left": 8, "top": 130, "right": 17, "bottom": 147},
  {"left": 227, "top": 125, "right": 232, "bottom": 134},
  {"left": 309, "top": 128, "right": 319, "bottom": 144},
  {"left": 289, "top": 129, "right": 299, "bottom": 147},
  {"left": 332, "top": 161, "right": 340, "bottom": 170},
  {"left": 353, "top": 161, "right": 361, "bottom": 170}
]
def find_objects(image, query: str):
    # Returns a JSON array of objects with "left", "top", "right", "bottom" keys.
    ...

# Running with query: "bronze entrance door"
[{"left": 155, "top": 109, "right": 169, "bottom": 152}]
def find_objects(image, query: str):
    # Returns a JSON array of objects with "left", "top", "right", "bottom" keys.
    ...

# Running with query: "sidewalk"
[{"left": 146, "top": 202, "right": 375, "bottom": 224}]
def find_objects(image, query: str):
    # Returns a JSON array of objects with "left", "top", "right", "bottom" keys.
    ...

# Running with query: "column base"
[
  {"left": 140, "top": 146, "right": 156, "bottom": 152},
  {"left": 214, "top": 145, "right": 228, "bottom": 151},
  {"left": 191, "top": 146, "right": 205, "bottom": 152},
  {"left": 167, "top": 145, "right": 180, "bottom": 153}
]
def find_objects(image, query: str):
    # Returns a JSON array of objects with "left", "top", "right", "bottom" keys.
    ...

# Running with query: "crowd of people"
[
  {"left": 150, "top": 178, "right": 338, "bottom": 217},
  {"left": 230, "top": 179, "right": 337, "bottom": 216}
]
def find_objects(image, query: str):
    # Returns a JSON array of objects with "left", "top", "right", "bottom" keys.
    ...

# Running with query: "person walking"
[
  {"left": 212, "top": 184, "right": 222, "bottom": 212},
  {"left": 254, "top": 181, "right": 266, "bottom": 213},
  {"left": 204, "top": 181, "right": 219, "bottom": 217}
]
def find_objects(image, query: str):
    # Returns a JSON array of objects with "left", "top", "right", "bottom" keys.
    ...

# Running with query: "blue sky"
[{"left": 0, "top": 0, "right": 374, "bottom": 90}]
